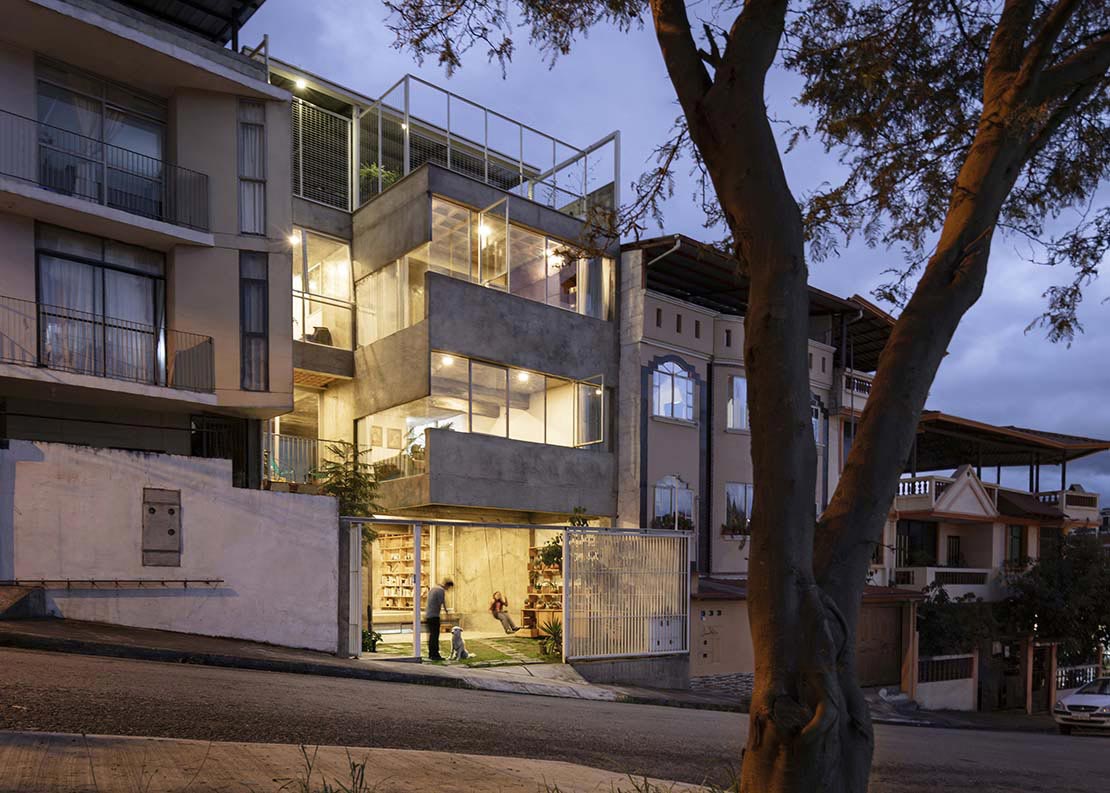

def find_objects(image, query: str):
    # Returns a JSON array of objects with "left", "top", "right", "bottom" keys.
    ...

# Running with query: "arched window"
[
  {"left": 652, "top": 474, "right": 695, "bottom": 531},
  {"left": 652, "top": 360, "right": 694, "bottom": 421}
]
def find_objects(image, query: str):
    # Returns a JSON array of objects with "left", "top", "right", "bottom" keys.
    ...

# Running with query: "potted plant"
[{"left": 538, "top": 535, "right": 562, "bottom": 568}]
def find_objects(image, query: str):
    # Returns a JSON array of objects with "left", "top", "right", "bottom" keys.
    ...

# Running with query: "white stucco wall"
[
  {"left": 916, "top": 677, "right": 976, "bottom": 711},
  {"left": 1, "top": 440, "right": 339, "bottom": 652}
]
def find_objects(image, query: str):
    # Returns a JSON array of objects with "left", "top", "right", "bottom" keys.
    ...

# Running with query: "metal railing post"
[
  {"left": 402, "top": 78, "right": 411, "bottom": 176},
  {"left": 412, "top": 522, "right": 422, "bottom": 660}
]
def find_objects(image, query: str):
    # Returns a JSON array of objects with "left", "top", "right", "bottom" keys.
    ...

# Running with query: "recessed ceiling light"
[
  {"left": 517, "top": 371, "right": 530, "bottom": 382},
  {"left": 441, "top": 355, "right": 454, "bottom": 366},
  {"left": 294, "top": 78, "right": 307, "bottom": 91}
]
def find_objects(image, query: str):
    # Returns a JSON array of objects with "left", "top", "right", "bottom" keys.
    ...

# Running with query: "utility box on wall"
[{"left": 142, "top": 488, "right": 182, "bottom": 566}]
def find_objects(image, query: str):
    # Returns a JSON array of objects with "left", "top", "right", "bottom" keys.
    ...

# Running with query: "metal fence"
[
  {"left": 263, "top": 433, "right": 357, "bottom": 484},
  {"left": 563, "top": 528, "right": 690, "bottom": 660},
  {"left": 358, "top": 75, "right": 619, "bottom": 219},
  {"left": 0, "top": 294, "right": 214, "bottom": 392},
  {"left": 291, "top": 98, "right": 351, "bottom": 211},
  {"left": 1057, "top": 664, "right": 1099, "bottom": 692},
  {"left": 919, "top": 654, "right": 975, "bottom": 683},
  {"left": 0, "top": 108, "right": 209, "bottom": 231}
]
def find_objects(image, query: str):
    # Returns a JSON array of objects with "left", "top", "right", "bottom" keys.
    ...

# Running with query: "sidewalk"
[
  {"left": 0, "top": 731, "right": 704, "bottom": 793},
  {"left": 864, "top": 688, "right": 1058, "bottom": 733},
  {"left": 0, "top": 618, "right": 734, "bottom": 710}
]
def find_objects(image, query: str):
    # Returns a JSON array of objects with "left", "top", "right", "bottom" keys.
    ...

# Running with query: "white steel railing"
[
  {"left": 358, "top": 75, "right": 619, "bottom": 219},
  {"left": 263, "top": 433, "right": 354, "bottom": 484},
  {"left": 562, "top": 528, "right": 690, "bottom": 661}
]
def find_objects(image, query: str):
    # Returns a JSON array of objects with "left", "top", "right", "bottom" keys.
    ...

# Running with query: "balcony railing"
[
  {"left": 357, "top": 75, "right": 619, "bottom": 219},
  {"left": 893, "top": 566, "right": 991, "bottom": 592},
  {"left": 0, "top": 109, "right": 209, "bottom": 231},
  {"left": 263, "top": 433, "right": 359, "bottom": 484},
  {"left": 0, "top": 294, "right": 214, "bottom": 393},
  {"left": 292, "top": 290, "right": 354, "bottom": 350}
]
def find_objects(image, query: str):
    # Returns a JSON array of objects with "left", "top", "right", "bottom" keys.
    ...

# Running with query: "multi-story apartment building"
[
  {"left": 1, "top": 0, "right": 292, "bottom": 480},
  {"left": 0, "top": 0, "right": 341, "bottom": 654}
]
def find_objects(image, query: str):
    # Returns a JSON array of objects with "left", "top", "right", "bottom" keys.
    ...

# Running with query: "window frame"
[
  {"left": 723, "top": 481, "right": 754, "bottom": 537},
  {"left": 237, "top": 99, "right": 267, "bottom": 236},
  {"left": 726, "top": 374, "right": 748, "bottom": 430},
  {"left": 651, "top": 360, "right": 695, "bottom": 422},
  {"left": 239, "top": 250, "right": 269, "bottom": 391},
  {"left": 652, "top": 475, "right": 696, "bottom": 532}
]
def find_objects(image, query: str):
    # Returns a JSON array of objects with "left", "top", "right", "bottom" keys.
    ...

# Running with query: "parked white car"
[{"left": 1053, "top": 678, "right": 1110, "bottom": 734}]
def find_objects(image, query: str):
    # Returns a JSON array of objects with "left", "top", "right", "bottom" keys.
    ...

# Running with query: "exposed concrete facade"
[{"left": 0, "top": 440, "right": 339, "bottom": 652}]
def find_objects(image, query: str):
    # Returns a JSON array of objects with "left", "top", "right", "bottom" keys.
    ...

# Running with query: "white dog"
[{"left": 449, "top": 625, "right": 470, "bottom": 660}]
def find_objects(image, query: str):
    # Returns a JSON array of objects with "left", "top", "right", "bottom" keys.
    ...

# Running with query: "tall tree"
[{"left": 384, "top": 1, "right": 1110, "bottom": 790}]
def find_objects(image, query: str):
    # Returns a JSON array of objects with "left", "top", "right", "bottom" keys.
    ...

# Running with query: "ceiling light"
[
  {"left": 517, "top": 371, "right": 530, "bottom": 382},
  {"left": 294, "top": 78, "right": 307, "bottom": 91},
  {"left": 594, "top": 388, "right": 603, "bottom": 396},
  {"left": 441, "top": 355, "right": 454, "bottom": 366}
]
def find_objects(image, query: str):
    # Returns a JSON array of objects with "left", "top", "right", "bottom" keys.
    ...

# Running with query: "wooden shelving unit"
[
  {"left": 522, "top": 545, "right": 562, "bottom": 638},
  {"left": 375, "top": 531, "right": 430, "bottom": 612}
]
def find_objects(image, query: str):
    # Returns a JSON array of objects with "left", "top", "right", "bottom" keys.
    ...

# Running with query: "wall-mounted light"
[
  {"left": 517, "top": 371, "right": 530, "bottom": 383},
  {"left": 401, "top": 123, "right": 409, "bottom": 131},
  {"left": 288, "top": 230, "right": 301, "bottom": 246},
  {"left": 294, "top": 78, "right": 307, "bottom": 91},
  {"left": 441, "top": 355, "right": 455, "bottom": 366},
  {"left": 594, "top": 388, "right": 603, "bottom": 396}
]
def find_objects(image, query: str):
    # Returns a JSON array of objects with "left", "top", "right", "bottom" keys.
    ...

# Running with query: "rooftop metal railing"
[
  {"left": 358, "top": 75, "right": 619, "bottom": 219},
  {"left": 0, "top": 294, "right": 214, "bottom": 393},
  {"left": 0, "top": 108, "right": 210, "bottom": 231}
]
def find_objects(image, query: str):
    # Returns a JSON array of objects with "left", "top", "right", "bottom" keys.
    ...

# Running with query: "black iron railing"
[
  {"left": 0, "top": 108, "right": 209, "bottom": 231},
  {"left": 0, "top": 294, "right": 214, "bottom": 393}
]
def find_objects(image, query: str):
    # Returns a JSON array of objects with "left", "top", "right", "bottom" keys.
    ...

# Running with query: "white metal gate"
[{"left": 562, "top": 528, "right": 690, "bottom": 660}]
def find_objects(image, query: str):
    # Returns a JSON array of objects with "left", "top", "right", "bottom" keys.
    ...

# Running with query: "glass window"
[
  {"left": 240, "top": 251, "right": 268, "bottom": 391},
  {"left": 727, "top": 375, "right": 748, "bottom": 430},
  {"left": 812, "top": 399, "right": 824, "bottom": 445},
  {"left": 355, "top": 262, "right": 401, "bottom": 347},
  {"left": 509, "top": 225, "right": 546, "bottom": 303},
  {"left": 469, "top": 360, "right": 508, "bottom": 436},
  {"left": 509, "top": 368, "right": 546, "bottom": 444},
  {"left": 577, "top": 381, "right": 604, "bottom": 446},
  {"left": 546, "top": 241, "right": 578, "bottom": 312},
  {"left": 35, "top": 224, "right": 165, "bottom": 385},
  {"left": 478, "top": 201, "right": 509, "bottom": 290},
  {"left": 724, "top": 483, "right": 754, "bottom": 536},
  {"left": 1007, "top": 525, "right": 1025, "bottom": 564},
  {"left": 427, "top": 199, "right": 473, "bottom": 279},
  {"left": 238, "top": 101, "right": 266, "bottom": 235},
  {"left": 652, "top": 360, "right": 695, "bottom": 421},
  {"left": 544, "top": 375, "right": 576, "bottom": 447},
  {"left": 580, "top": 256, "right": 612, "bottom": 320},
  {"left": 292, "top": 229, "right": 353, "bottom": 349},
  {"left": 652, "top": 475, "right": 695, "bottom": 531}
]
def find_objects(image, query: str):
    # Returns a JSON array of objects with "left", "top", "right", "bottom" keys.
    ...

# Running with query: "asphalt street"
[{"left": 1, "top": 648, "right": 1107, "bottom": 790}]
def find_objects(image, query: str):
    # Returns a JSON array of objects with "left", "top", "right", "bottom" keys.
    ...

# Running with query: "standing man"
[{"left": 424, "top": 578, "right": 453, "bottom": 661}]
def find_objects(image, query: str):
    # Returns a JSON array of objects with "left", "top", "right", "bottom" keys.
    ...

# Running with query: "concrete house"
[
  {"left": 0, "top": 0, "right": 341, "bottom": 653},
  {"left": 262, "top": 60, "right": 690, "bottom": 684}
]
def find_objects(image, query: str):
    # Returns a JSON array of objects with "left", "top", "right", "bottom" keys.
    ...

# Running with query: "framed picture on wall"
[
  {"left": 387, "top": 428, "right": 403, "bottom": 449},
  {"left": 370, "top": 425, "right": 383, "bottom": 447}
]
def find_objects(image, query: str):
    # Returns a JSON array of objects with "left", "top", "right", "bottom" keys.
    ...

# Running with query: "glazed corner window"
[
  {"left": 238, "top": 101, "right": 266, "bottom": 234},
  {"left": 652, "top": 475, "right": 695, "bottom": 531},
  {"left": 727, "top": 375, "right": 748, "bottom": 430},
  {"left": 240, "top": 251, "right": 269, "bottom": 391},
  {"left": 652, "top": 360, "right": 695, "bottom": 421},
  {"left": 723, "top": 482, "right": 754, "bottom": 536}
]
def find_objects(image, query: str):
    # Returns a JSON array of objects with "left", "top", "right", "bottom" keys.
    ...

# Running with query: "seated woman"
[{"left": 489, "top": 591, "right": 519, "bottom": 634}]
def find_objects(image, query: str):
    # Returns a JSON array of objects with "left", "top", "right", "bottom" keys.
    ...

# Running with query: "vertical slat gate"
[{"left": 563, "top": 529, "right": 689, "bottom": 660}]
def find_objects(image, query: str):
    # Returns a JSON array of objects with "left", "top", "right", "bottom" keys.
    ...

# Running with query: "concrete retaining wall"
[
  {"left": 0, "top": 440, "right": 339, "bottom": 652},
  {"left": 917, "top": 677, "right": 976, "bottom": 711}
]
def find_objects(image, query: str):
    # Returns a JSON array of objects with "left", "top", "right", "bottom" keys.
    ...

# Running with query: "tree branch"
[
  {"left": 649, "top": 0, "right": 712, "bottom": 112},
  {"left": 986, "top": 0, "right": 1037, "bottom": 79},
  {"left": 1019, "top": 0, "right": 1087, "bottom": 84},
  {"left": 721, "top": 0, "right": 789, "bottom": 79},
  {"left": 1034, "top": 30, "right": 1110, "bottom": 101}
]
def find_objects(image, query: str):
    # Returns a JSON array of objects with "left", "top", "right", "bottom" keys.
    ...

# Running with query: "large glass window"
[
  {"left": 291, "top": 229, "right": 353, "bottom": 349},
  {"left": 652, "top": 360, "right": 695, "bottom": 421},
  {"left": 727, "top": 375, "right": 748, "bottom": 430},
  {"left": 1006, "top": 525, "right": 1025, "bottom": 565},
  {"left": 35, "top": 224, "right": 165, "bottom": 385},
  {"left": 36, "top": 57, "right": 167, "bottom": 217},
  {"left": 470, "top": 360, "right": 508, "bottom": 436},
  {"left": 652, "top": 475, "right": 695, "bottom": 531},
  {"left": 723, "top": 483, "right": 754, "bottom": 536}
]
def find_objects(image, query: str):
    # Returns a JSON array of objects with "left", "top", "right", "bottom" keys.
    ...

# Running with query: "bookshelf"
[
  {"left": 522, "top": 544, "right": 562, "bottom": 638},
  {"left": 375, "top": 531, "right": 431, "bottom": 612}
]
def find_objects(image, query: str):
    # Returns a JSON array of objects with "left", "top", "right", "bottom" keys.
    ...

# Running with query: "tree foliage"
[
  {"left": 1002, "top": 533, "right": 1110, "bottom": 665},
  {"left": 916, "top": 582, "right": 997, "bottom": 657}
]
